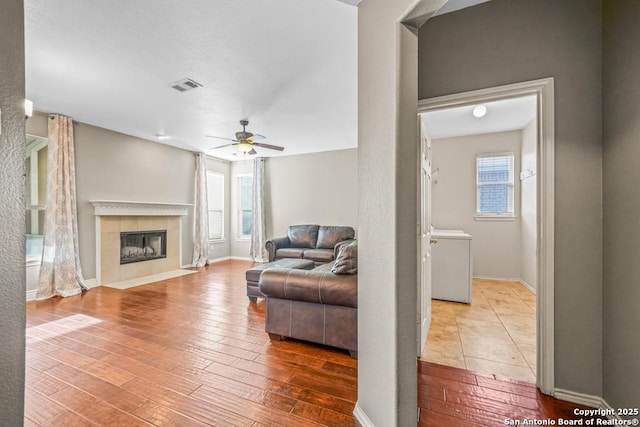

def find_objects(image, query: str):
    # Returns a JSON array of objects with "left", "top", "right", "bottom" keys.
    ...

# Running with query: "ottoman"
[{"left": 246, "top": 258, "right": 315, "bottom": 302}]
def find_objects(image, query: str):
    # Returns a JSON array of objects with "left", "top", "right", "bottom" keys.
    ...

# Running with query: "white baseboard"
[
  {"left": 518, "top": 279, "right": 537, "bottom": 295},
  {"left": 473, "top": 275, "right": 538, "bottom": 295},
  {"left": 554, "top": 388, "right": 621, "bottom": 420},
  {"left": 26, "top": 278, "right": 100, "bottom": 302},
  {"left": 474, "top": 275, "right": 522, "bottom": 282},
  {"left": 353, "top": 402, "right": 375, "bottom": 427},
  {"left": 205, "top": 256, "right": 252, "bottom": 263},
  {"left": 85, "top": 278, "right": 99, "bottom": 288}
]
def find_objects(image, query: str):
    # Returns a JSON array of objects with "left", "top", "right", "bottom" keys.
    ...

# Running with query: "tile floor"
[{"left": 420, "top": 278, "right": 537, "bottom": 383}]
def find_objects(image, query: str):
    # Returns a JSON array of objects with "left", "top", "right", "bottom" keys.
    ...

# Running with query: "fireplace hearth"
[{"left": 120, "top": 230, "right": 167, "bottom": 264}]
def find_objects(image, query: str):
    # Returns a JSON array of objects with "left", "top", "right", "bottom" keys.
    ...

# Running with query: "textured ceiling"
[
  {"left": 421, "top": 95, "right": 537, "bottom": 140},
  {"left": 25, "top": 0, "right": 357, "bottom": 160}
]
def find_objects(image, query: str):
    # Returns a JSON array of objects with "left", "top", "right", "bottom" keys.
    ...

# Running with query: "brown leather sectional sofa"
[
  {"left": 259, "top": 230, "right": 358, "bottom": 357},
  {"left": 265, "top": 225, "right": 355, "bottom": 265}
]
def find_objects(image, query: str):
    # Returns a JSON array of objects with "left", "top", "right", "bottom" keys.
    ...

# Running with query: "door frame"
[{"left": 417, "top": 77, "right": 555, "bottom": 395}]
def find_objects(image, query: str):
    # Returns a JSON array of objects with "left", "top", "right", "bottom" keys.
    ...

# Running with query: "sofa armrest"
[
  {"left": 259, "top": 268, "right": 357, "bottom": 308},
  {"left": 334, "top": 239, "right": 355, "bottom": 259},
  {"left": 265, "top": 236, "right": 290, "bottom": 262}
]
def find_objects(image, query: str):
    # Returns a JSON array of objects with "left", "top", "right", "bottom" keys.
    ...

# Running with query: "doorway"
[{"left": 416, "top": 78, "right": 555, "bottom": 393}]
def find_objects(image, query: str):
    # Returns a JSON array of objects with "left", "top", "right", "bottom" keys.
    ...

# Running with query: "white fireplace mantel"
[{"left": 90, "top": 200, "right": 191, "bottom": 217}]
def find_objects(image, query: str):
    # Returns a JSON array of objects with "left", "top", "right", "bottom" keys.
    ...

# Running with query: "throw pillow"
[{"left": 331, "top": 240, "right": 358, "bottom": 274}]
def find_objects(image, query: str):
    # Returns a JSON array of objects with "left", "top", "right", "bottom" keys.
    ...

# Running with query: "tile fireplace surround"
[{"left": 90, "top": 200, "right": 191, "bottom": 286}]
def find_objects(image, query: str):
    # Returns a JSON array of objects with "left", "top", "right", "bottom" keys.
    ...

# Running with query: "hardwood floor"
[
  {"left": 25, "top": 260, "right": 596, "bottom": 426},
  {"left": 418, "top": 361, "right": 602, "bottom": 426}
]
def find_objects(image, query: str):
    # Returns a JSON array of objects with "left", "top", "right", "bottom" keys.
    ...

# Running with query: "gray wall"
[
  {"left": 357, "top": 0, "right": 432, "bottom": 424},
  {"left": 602, "top": 0, "right": 640, "bottom": 410},
  {"left": 419, "top": 0, "right": 603, "bottom": 396},
  {"left": 0, "top": 0, "right": 26, "bottom": 423},
  {"left": 432, "top": 131, "right": 522, "bottom": 279},
  {"left": 265, "top": 148, "right": 358, "bottom": 238},
  {"left": 27, "top": 113, "right": 196, "bottom": 280}
]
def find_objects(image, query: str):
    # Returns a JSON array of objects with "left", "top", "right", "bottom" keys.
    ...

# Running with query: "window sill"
[
  {"left": 209, "top": 239, "right": 226, "bottom": 244},
  {"left": 236, "top": 237, "right": 251, "bottom": 242},
  {"left": 474, "top": 215, "right": 517, "bottom": 222}
]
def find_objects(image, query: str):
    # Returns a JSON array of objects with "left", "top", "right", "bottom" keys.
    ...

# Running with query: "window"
[
  {"left": 25, "top": 135, "right": 48, "bottom": 262},
  {"left": 237, "top": 174, "right": 252, "bottom": 239},
  {"left": 476, "top": 153, "right": 515, "bottom": 217},
  {"left": 206, "top": 172, "right": 224, "bottom": 240}
]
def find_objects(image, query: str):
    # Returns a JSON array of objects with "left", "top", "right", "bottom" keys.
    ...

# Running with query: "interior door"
[{"left": 417, "top": 117, "right": 433, "bottom": 356}]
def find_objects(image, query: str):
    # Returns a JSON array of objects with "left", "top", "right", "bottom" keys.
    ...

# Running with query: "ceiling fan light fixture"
[{"left": 237, "top": 141, "right": 253, "bottom": 153}]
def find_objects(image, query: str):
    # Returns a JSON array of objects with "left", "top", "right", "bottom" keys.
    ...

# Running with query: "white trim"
[
  {"left": 419, "top": 77, "right": 555, "bottom": 395},
  {"left": 553, "top": 389, "right": 600, "bottom": 408},
  {"left": 474, "top": 215, "right": 517, "bottom": 221},
  {"left": 518, "top": 279, "right": 537, "bottom": 295},
  {"left": 471, "top": 276, "right": 537, "bottom": 295},
  {"left": 27, "top": 278, "right": 100, "bottom": 301},
  {"left": 230, "top": 256, "right": 253, "bottom": 261},
  {"left": 181, "top": 263, "right": 195, "bottom": 268},
  {"left": 473, "top": 275, "right": 524, "bottom": 282},
  {"left": 95, "top": 216, "right": 102, "bottom": 285},
  {"left": 353, "top": 402, "right": 376, "bottom": 427},
  {"left": 208, "top": 256, "right": 231, "bottom": 263},
  {"left": 85, "top": 278, "right": 99, "bottom": 288},
  {"left": 600, "top": 398, "right": 625, "bottom": 422},
  {"left": 89, "top": 200, "right": 191, "bottom": 217},
  {"left": 554, "top": 389, "right": 623, "bottom": 422}
]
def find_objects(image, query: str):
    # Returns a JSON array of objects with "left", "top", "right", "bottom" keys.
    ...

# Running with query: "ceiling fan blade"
[
  {"left": 249, "top": 134, "right": 266, "bottom": 142},
  {"left": 206, "top": 135, "right": 238, "bottom": 142},
  {"left": 248, "top": 148, "right": 258, "bottom": 155},
  {"left": 209, "top": 143, "right": 237, "bottom": 150},
  {"left": 252, "top": 142, "right": 284, "bottom": 151}
]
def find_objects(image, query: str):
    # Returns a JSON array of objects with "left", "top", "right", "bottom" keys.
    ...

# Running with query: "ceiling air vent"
[{"left": 169, "top": 78, "right": 202, "bottom": 92}]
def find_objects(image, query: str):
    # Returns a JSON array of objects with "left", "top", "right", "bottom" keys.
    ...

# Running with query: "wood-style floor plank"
[
  {"left": 418, "top": 360, "right": 606, "bottom": 427},
  {"left": 25, "top": 260, "right": 603, "bottom": 426}
]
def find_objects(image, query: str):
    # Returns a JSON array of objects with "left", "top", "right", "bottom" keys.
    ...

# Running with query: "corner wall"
[
  {"left": 357, "top": 0, "right": 438, "bottom": 424},
  {"left": 0, "top": 0, "right": 26, "bottom": 422},
  {"left": 265, "top": 148, "right": 358, "bottom": 238},
  {"left": 602, "top": 0, "right": 640, "bottom": 411},
  {"left": 419, "top": 0, "right": 603, "bottom": 396}
]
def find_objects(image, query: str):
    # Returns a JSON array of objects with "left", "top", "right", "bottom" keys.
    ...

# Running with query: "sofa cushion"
[
  {"left": 288, "top": 225, "right": 320, "bottom": 248},
  {"left": 331, "top": 240, "right": 358, "bottom": 275},
  {"left": 275, "top": 248, "right": 305, "bottom": 259},
  {"left": 302, "top": 248, "right": 334, "bottom": 263},
  {"left": 317, "top": 226, "right": 355, "bottom": 249},
  {"left": 259, "top": 267, "right": 357, "bottom": 307}
]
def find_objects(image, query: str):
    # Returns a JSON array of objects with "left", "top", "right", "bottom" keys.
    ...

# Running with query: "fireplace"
[{"left": 120, "top": 230, "right": 167, "bottom": 265}]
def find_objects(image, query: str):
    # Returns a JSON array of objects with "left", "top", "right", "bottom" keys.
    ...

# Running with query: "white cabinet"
[{"left": 431, "top": 229, "right": 473, "bottom": 303}]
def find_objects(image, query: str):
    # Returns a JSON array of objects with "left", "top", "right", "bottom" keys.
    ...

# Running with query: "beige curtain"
[
  {"left": 192, "top": 152, "right": 209, "bottom": 267},
  {"left": 250, "top": 158, "right": 268, "bottom": 262},
  {"left": 37, "top": 115, "right": 87, "bottom": 299}
]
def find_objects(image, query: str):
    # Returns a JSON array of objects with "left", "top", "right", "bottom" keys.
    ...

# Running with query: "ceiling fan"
[{"left": 207, "top": 120, "right": 285, "bottom": 155}]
